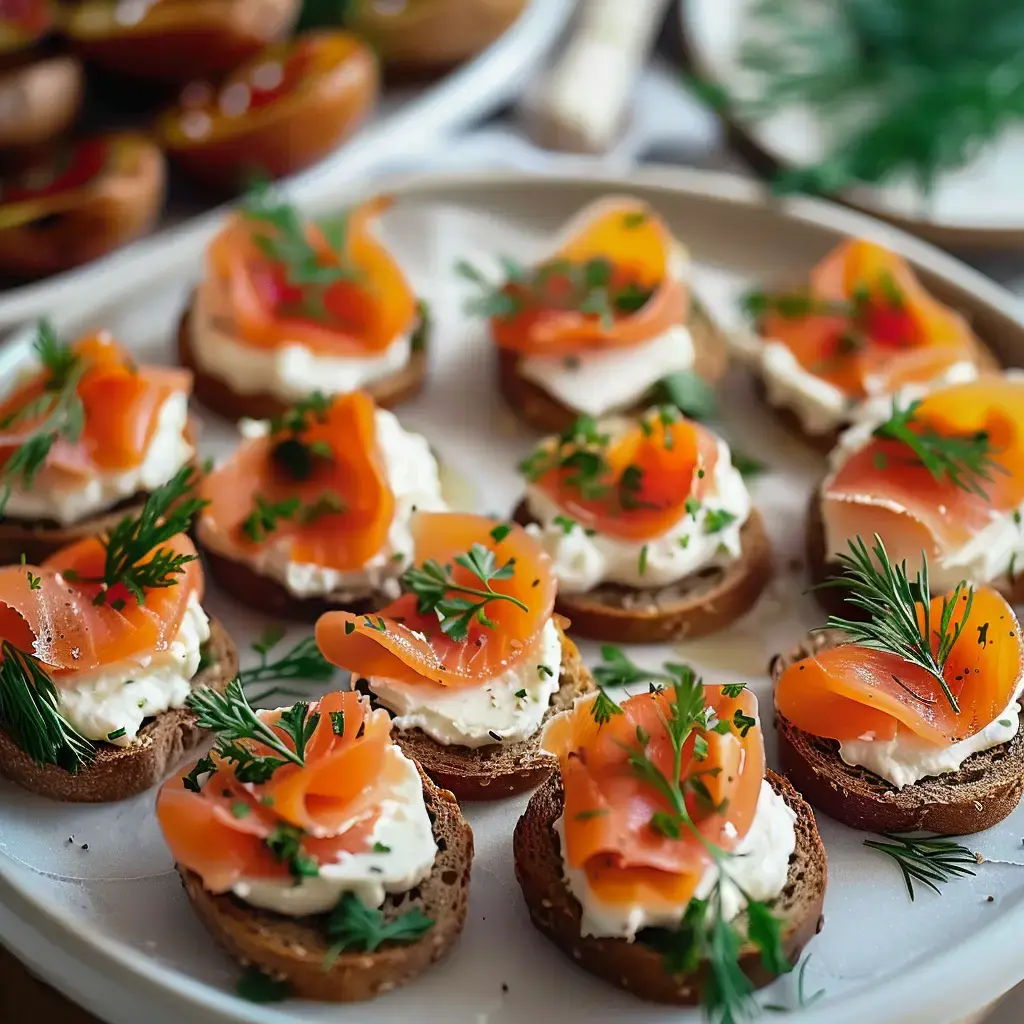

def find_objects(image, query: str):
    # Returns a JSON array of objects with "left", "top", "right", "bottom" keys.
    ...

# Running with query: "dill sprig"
[
  {"left": 821, "top": 535, "right": 972, "bottom": 714},
  {"left": 403, "top": 542, "right": 529, "bottom": 643},
  {"left": 872, "top": 399, "right": 1008, "bottom": 501},
  {"left": 0, "top": 640, "right": 95, "bottom": 773},
  {"left": 0, "top": 321, "right": 87, "bottom": 515},
  {"left": 73, "top": 465, "right": 207, "bottom": 606},
  {"left": 187, "top": 679, "right": 319, "bottom": 784},
  {"left": 240, "top": 628, "right": 336, "bottom": 705},
  {"left": 864, "top": 832, "right": 978, "bottom": 900}
]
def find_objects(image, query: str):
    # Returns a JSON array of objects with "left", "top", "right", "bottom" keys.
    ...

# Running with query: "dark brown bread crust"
[
  {"left": 177, "top": 296, "right": 427, "bottom": 422},
  {"left": 369, "top": 623, "right": 593, "bottom": 801},
  {"left": 513, "top": 502, "right": 773, "bottom": 643},
  {"left": 200, "top": 544, "right": 376, "bottom": 621},
  {"left": 804, "top": 482, "right": 1024, "bottom": 617},
  {"left": 513, "top": 769, "right": 827, "bottom": 1004},
  {"left": 771, "top": 629, "right": 1024, "bottom": 834},
  {"left": 178, "top": 770, "right": 473, "bottom": 1002},
  {"left": 0, "top": 617, "right": 238, "bottom": 803},
  {"left": 498, "top": 298, "right": 729, "bottom": 435}
]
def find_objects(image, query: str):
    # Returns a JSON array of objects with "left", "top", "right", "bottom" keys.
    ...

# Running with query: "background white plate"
[
  {"left": 680, "top": 0, "right": 1024, "bottom": 248},
  {"left": 0, "top": 0, "right": 576, "bottom": 330},
  {"left": 1, "top": 167, "right": 1024, "bottom": 1024}
]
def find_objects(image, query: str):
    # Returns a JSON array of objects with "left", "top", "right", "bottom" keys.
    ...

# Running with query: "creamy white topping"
[
  {"left": 197, "top": 408, "right": 446, "bottom": 601},
  {"left": 56, "top": 593, "right": 210, "bottom": 746},
  {"left": 189, "top": 276, "right": 413, "bottom": 402},
  {"left": 557, "top": 779, "right": 796, "bottom": 941},
  {"left": 368, "top": 617, "right": 562, "bottom": 748},
  {"left": 3, "top": 391, "right": 193, "bottom": 527},
  {"left": 516, "top": 244, "right": 694, "bottom": 418},
  {"left": 839, "top": 673, "right": 1024, "bottom": 789},
  {"left": 231, "top": 746, "right": 437, "bottom": 917},
  {"left": 524, "top": 435, "right": 751, "bottom": 593}
]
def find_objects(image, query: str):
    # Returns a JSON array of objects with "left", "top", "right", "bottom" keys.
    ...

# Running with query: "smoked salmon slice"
[
  {"left": 199, "top": 391, "right": 394, "bottom": 573},
  {"left": 824, "top": 377, "right": 1024, "bottom": 561},
  {"left": 0, "top": 331, "right": 192, "bottom": 478},
  {"left": 524, "top": 410, "right": 720, "bottom": 541},
  {"left": 481, "top": 197, "right": 689, "bottom": 358},
  {"left": 0, "top": 531, "right": 202, "bottom": 678},
  {"left": 157, "top": 691, "right": 401, "bottom": 893},
  {"left": 205, "top": 194, "right": 417, "bottom": 356},
  {"left": 315, "top": 512, "right": 556, "bottom": 688},
  {"left": 759, "top": 239, "right": 979, "bottom": 398},
  {"left": 541, "top": 684, "right": 764, "bottom": 907},
  {"left": 775, "top": 586, "right": 1023, "bottom": 745}
]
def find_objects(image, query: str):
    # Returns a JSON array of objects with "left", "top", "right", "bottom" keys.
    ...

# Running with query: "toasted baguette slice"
[
  {"left": 178, "top": 768, "right": 473, "bottom": 1002},
  {"left": 498, "top": 298, "right": 728, "bottom": 435},
  {"left": 358, "top": 622, "right": 593, "bottom": 801},
  {"left": 512, "top": 501, "right": 773, "bottom": 643},
  {"left": 514, "top": 768, "right": 826, "bottom": 1004},
  {"left": 804, "top": 483, "right": 1024, "bottom": 617},
  {"left": 0, "top": 618, "right": 238, "bottom": 803},
  {"left": 772, "top": 629, "right": 1024, "bottom": 834},
  {"left": 177, "top": 296, "right": 427, "bottom": 422}
]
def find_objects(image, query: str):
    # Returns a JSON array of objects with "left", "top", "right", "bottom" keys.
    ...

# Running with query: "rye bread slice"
[
  {"left": 771, "top": 629, "right": 1024, "bottom": 834},
  {"left": 804, "top": 481, "right": 1024, "bottom": 618},
  {"left": 497, "top": 298, "right": 728, "bottom": 435},
  {"left": 513, "top": 768, "right": 827, "bottom": 1005},
  {"left": 357, "top": 622, "right": 594, "bottom": 800},
  {"left": 178, "top": 768, "right": 473, "bottom": 1002},
  {"left": 177, "top": 296, "right": 427, "bottom": 422},
  {"left": 512, "top": 501, "right": 773, "bottom": 643},
  {"left": 0, "top": 617, "right": 238, "bottom": 803}
]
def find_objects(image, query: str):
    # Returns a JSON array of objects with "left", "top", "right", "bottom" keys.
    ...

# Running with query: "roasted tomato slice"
[
  {"left": 65, "top": 0, "right": 299, "bottom": 81},
  {"left": 158, "top": 30, "right": 378, "bottom": 189}
]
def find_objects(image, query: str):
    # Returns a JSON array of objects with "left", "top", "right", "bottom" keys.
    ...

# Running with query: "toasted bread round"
[
  {"left": 176, "top": 297, "right": 427, "bottom": 422},
  {"left": 358, "top": 622, "right": 593, "bottom": 801},
  {"left": 512, "top": 501, "right": 773, "bottom": 643},
  {"left": 177, "top": 768, "right": 473, "bottom": 1002},
  {"left": 771, "top": 629, "right": 1024, "bottom": 834},
  {"left": 497, "top": 298, "right": 728, "bottom": 435},
  {"left": 804, "top": 482, "right": 1024, "bottom": 618},
  {"left": 0, "top": 617, "right": 238, "bottom": 803},
  {"left": 513, "top": 768, "right": 826, "bottom": 1004}
]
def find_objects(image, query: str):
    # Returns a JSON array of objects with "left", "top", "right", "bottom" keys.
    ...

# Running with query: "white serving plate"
[
  {"left": 0, "top": 0, "right": 575, "bottom": 330},
  {"left": 681, "top": 0, "right": 1024, "bottom": 249},
  {"left": 1, "top": 167, "right": 1024, "bottom": 1024}
]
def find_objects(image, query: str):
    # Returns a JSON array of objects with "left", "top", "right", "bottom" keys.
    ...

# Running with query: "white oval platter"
[
  {"left": 0, "top": 166, "right": 1023, "bottom": 1024},
  {"left": 0, "top": 0, "right": 576, "bottom": 330}
]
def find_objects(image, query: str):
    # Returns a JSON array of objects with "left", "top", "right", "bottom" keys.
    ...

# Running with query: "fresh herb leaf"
[
  {"left": 731, "top": 450, "right": 767, "bottom": 478},
  {"left": 242, "top": 494, "right": 302, "bottom": 542},
  {"left": 240, "top": 632, "right": 335, "bottom": 705},
  {"left": 863, "top": 832, "right": 977, "bottom": 899},
  {"left": 655, "top": 370, "right": 717, "bottom": 421},
  {"left": 236, "top": 966, "right": 291, "bottom": 1003},
  {"left": 182, "top": 753, "right": 215, "bottom": 793},
  {"left": 323, "top": 892, "right": 433, "bottom": 965},
  {"left": 266, "top": 822, "right": 319, "bottom": 879},
  {"left": 704, "top": 509, "right": 738, "bottom": 534},
  {"left": 590, "top": 687, "right": 623, "bottom": 726}
]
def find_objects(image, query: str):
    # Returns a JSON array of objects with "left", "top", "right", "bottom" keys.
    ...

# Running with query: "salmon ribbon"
[
  {"left": 0, "top": 532, "right": 202, "bottom": 682},
  {"left": 542, "top": 686, "right": 765, "bottom": 909},
  {"left": 200, "top": 391, "right": 394, "bottom": 573},
  {"left": 316, "top": 512, "right": 557, "bottom": 689},
  {"left": 0, "top": 332, "right": 192, "bottom": 477},
  {"left": 485, "top": 196, "right": 689, "bottom": 358},
  {"left": 824, "top": 376, "right": 1024, "bottom": 562},
  {"left": 205, "top": 194, "right": 417, "bottom": 356},
  {"left": 759, "top": 238, "right": 980, "bottom": 398},
  {"left": 158, "top": 691, "right": 403, "bottom": 893},
  {"left": 776, "top": 586, "right": 1023, "bottom": 746},
  {"left": 525, "top": 410, "right": 720, "bottom": 542}
]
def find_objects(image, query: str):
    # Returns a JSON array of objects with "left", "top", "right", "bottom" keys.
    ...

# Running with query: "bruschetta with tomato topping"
[
  {"left": 774, "top": 535, "right": 1024, "bottom": 834},
  {"left": 514, "top": 668, "right": 826, "bottom": 1009},
  {"left": 178, "top": 188, "right": 426, "bottom": 421},
  {"left": 0, "top": 467, "right": 237, "bottom": 802},
  {"left": 315, "top": 512, "right": 594, "bottom": 800},
  {"left": 158, "top": 687, "right": 472, "bottom": 1002},
  {"left": 0, "top": 324, "right": 195, "bottom": 564},
  {"left": 513, "top": 407, "right": 773, "bottom": 643},
  {"left": 459, "top": 196, "right": 728, "bottom": 433},
  {"left": 196, "top": 390, "right": 445, "bottom": 619},
  {"left": 737, "top": 239, "right": 998, "bottom": 447}
]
